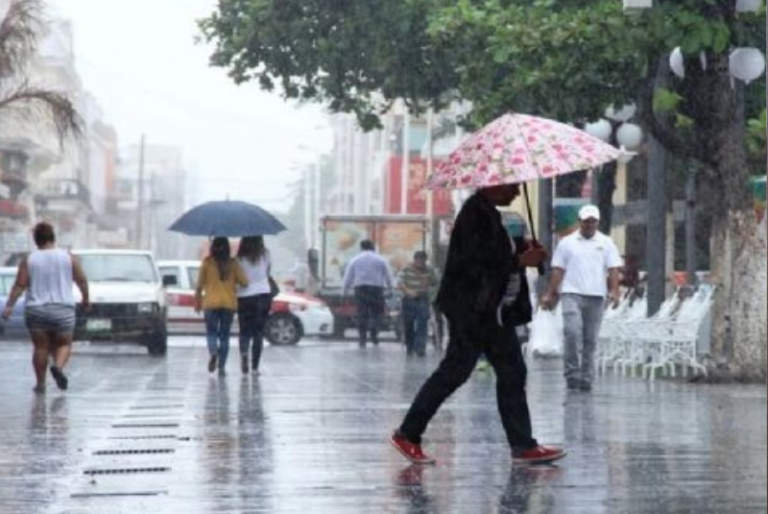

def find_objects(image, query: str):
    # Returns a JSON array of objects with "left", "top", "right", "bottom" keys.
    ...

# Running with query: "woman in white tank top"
[
  {"left": 236, "top": 236, "right": 273, "bottom": 374},
  {"left": 1, "top": 222, "right": 89, "bottom": 393}
]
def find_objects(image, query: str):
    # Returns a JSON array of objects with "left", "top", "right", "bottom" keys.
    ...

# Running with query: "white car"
[
  {"left": 73, "top": 249, "right": 168, "bottom": 356},
  {"left": 158, "top": 260, "right": 334, "bottom": 345}
]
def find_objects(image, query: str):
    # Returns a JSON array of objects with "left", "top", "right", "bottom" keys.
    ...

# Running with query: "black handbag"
[{"left": 268, "top": 276, "right": 280, "bottom": 299}]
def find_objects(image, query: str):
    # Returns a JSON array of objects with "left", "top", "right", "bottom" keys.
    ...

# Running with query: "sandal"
[{"left": 50, "top": 366, "right": 68, "bottom": 391}]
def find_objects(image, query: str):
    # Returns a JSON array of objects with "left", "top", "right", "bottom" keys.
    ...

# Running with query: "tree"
[
  {"left": 201, "top": 0, "right": 767, "bottom": 379},
  {"left": 0, "top": 0, "right": 81, "bottom": 143}
]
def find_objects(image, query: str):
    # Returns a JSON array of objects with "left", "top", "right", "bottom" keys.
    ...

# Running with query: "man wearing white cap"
[{"left": 541, "top": 204, "right": 622, "bottom": 392}]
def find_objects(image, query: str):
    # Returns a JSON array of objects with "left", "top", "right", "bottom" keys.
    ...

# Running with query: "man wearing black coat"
[{"left": 390, "top": 183, "right": 567, "bottom": 465}]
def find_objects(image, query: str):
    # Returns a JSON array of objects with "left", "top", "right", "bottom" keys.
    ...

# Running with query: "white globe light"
[
  {"left": 616, "top": 123, "right": 644, "bottom": 149},
  {"left": 584, "top": 119, "right": 612, "bottom": 141},
  {"left": 729, "top": 47, "right": 766, "bottom": 84},
  {"left": 736, "top": 0, "right": 762, "bottom": 13},
  {"left": 604, "top": 103, "right": 637, "bottom": 122},
  {"left": 670, "top": 47, "right": 685, "bottom": 79}
]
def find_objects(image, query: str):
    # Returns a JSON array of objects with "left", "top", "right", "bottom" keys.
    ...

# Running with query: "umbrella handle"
[{"left": 522, "top": 183, "right": 546, "bottom": 276}]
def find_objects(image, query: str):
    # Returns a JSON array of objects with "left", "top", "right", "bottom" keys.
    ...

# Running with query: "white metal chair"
[{"left": 641, "top": 286, "right": 713, "bottom": 381}]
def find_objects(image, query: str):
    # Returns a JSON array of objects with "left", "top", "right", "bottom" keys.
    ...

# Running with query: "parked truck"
[{"left": 317, "top": 215, "right": 430, "bottom": 340}]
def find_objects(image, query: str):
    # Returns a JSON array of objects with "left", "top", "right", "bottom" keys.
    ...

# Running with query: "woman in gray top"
[{"left": 1, "top": 222, "right": 89, "bottom": 393}]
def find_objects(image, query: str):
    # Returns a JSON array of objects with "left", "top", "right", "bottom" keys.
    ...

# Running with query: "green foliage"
[
  {"left": 200, "top": 0, "right": 765, "bottom": 144},
  {"left": 653, "top": 88, "right": 683, "bottom": 113},
  {"left": 427, "top": 0, "right": 649, "bottom": 123},
  {"left": 199, "top": 0, "right": 460, "bottom": 129}
]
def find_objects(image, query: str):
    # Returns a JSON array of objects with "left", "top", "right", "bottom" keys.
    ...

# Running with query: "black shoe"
[
  {"left": 566, "top": 378, "right": 580, "bottom": 390},
  {"left": 50, "top": 366, "right": 68, "bottom": 391},
  {"left": 580, "top": 381, "right": 592, "bottom": 392},
  {"left": 208, "top": 355, "right": 217, "bottom": 373},
  {"left": 241, "top": 357, "right": 249, "bottom": 374}
]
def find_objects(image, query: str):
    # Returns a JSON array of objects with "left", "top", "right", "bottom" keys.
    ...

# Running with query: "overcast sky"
[{"left": 48, "top": 0, "right": 333, "bottom": 213}]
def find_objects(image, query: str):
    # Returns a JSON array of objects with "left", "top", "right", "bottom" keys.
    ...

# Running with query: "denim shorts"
[{"left": 24, "top": 304, "right": 76, "bottom": 334}]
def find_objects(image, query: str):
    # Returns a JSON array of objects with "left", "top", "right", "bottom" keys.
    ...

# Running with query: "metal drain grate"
[
  {"left": 84, "top": 466, "right": 171, "bottom": 476},
  {"left": 112, "top": 423, "right": 179, "bottom": 428},
  {"left": 121, "top": 414, "right": 178, "bottom": 418},
  {"left": 107, "top": 435, "right": 178, "bottom": 440},
  {"left": 129, "top": 404, "right": 184, "bottom": 410},
  {"left": 71, "top": 490, "right": 167, "bottom": 498},
  {"left": 93, "top": 448, "right": 175, "bottom": 456}
]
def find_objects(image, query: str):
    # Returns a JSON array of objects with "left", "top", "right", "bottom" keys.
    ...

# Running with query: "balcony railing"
[{"left": 38, "top": 178, "right": 91, "bottom": 205}]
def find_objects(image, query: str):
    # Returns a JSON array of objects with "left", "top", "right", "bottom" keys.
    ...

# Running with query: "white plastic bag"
[{"left": 527, "top": 305, "right": 563, "bottom": 357}]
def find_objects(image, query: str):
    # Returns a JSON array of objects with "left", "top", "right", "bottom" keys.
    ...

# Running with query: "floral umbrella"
[{"left": 425, "top": 113, "right": 621, "bottom": 190}]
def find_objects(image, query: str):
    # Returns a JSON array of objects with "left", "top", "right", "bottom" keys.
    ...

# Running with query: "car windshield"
[{"left": 78, "top": 254, "right": 158, "bottom": 283}]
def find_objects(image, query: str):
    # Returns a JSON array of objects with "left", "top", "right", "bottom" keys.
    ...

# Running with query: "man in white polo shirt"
[{"left": 541, "top": 204, "right": 622, "bottom": 392}]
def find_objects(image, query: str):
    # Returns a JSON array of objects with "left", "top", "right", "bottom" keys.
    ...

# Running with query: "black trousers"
[
  {"left": 398, "top": 308, "right": 538, "bottom": 450},
  {"left": 354, "top": 285, "right": 385, "bottom": 345},
  {"left": 237, "top": 293, "right": 272, "bottom": 369}
]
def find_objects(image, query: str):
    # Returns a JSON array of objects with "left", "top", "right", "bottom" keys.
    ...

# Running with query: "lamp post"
[{"left": 584, "top": 105, "right": 643, "bottom": 233}]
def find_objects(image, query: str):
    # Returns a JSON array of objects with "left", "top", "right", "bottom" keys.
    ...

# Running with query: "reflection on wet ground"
[{"left": 0, "top": 338, "right": 765, "bottom": 513}]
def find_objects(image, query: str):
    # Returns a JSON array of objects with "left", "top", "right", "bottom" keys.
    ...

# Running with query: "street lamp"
[
  {"left": 584, "top": 105, "right": 643, "bottom": 233},
  {"left": 585, "top": 104, "right": 644, "bottom": 155}
]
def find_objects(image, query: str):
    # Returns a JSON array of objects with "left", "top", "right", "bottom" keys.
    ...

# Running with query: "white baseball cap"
[{"left": 578, "top": 204, "right": 601, "bottom": 221}]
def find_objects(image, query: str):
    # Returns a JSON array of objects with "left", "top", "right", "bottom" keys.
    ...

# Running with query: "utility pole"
[
  {"left": 135, "top": 134, "right": 146, "bottom": 249},
  {"left": 401, "top": 108, "right": 410, "bottom": 214},
  {"left": 426, "top": 108, "right": 434, "bottom": 258}
]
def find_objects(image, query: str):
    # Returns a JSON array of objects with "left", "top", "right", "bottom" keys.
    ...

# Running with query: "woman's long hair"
[
  {"left": 237, "top": 235, "right": 266, "bottom": 264},
  {"left": 209, "top": 237, "right": 231, "bottom": 281}
]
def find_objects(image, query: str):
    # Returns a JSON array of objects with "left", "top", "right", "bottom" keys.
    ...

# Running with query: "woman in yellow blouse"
[{"left": 195, "top": 237, "right": 248, "bottom": 375}]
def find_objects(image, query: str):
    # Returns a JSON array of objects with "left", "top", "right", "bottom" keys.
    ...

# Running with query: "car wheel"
[
  {"left": 147, "top": 328, "right": 168, "bottom": 357},
  {"left": 265, "top": 313, "right": 301, "bottom": 345}
]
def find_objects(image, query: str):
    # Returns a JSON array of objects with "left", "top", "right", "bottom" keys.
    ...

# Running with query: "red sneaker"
[
  {"left": 389, "top": 432, "right": 435, "bottom": 464},
  {"left": 512, "top": 445, "right": 567, "bottom": 465}
]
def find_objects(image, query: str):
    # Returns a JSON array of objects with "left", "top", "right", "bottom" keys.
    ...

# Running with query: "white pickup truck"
[{"left": 73, "top": 249, "right": 168, "bottom": 356}]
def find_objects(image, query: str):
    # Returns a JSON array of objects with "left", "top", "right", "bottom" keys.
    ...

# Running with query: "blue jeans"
[
  {"left": 402, "top": 297, "right": 430, "bottom": 355},
  {"left": 204, "top": 308, "right": 235, "bottom": 370}
]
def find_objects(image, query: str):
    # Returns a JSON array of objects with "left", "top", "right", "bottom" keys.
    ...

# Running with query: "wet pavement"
[{"left": 0, "top": 336, "right": 765, "bottom": 514}]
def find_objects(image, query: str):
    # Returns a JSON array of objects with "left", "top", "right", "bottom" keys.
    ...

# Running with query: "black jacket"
[{"left": 436, "top": 192, "right": 532, "bottom": 326}]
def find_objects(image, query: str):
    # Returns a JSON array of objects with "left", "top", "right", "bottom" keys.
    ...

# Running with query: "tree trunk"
[
  {"left": 697, "top": 55, "right": 767, "bottom": 381},
  {"left": 708, "top": 213, "right": 767, "bottom": 380},
  {"left": 555, "top": 169, "right": 587, "bottom": 198},
  {"left": 596, "top": 161, "right": 617, "bottom": 234}
]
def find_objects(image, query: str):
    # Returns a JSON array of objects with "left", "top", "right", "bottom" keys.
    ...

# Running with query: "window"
[{"left": 158, "top": 266, "right": 181, "bottom": 287}]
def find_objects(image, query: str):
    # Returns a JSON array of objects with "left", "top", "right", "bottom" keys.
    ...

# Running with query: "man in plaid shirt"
[{"left": 397, "top": 251, "right": 439, "bottom": 357}]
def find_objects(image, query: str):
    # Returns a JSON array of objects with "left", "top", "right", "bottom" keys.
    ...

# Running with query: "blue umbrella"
[{"left": 168, "top": 200, "right": 287, "bottom": 237}]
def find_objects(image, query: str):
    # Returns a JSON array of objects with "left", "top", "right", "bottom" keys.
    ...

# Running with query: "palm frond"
[
  {"left": 0, "top": 0, "right": 43, "bottom": 79},
  {"left": 0, "top": 82, "right": 83, "bottom": 143}
]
